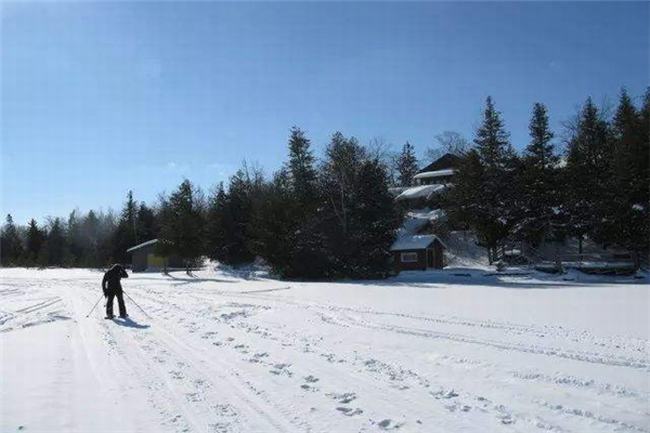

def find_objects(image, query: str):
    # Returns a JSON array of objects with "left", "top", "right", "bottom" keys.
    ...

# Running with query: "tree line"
[
  {"left": 0, "top": 129, "right": 399, "bottom": 278},
  {"left": 1, "top": 88, "right": 648, "bottom": 274},
  {"left": 442, "top": 89, "right": 648, "bottom": 264}
]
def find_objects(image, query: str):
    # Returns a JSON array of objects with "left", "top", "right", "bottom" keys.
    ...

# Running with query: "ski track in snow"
[{"left": 1, "top": 268, "right": 648, "bottom": 433}]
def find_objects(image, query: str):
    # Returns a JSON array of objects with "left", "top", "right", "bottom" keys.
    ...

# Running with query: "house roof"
[
  {"left": 395, "top": 184, "right": 447, "bottom": 201},
  {"left": 126, "top": 239, "right": 159, "bottom": 253},
  {"left": 413, "top": 168, "right": 456, "bottom": 180},
  {"left": 390, "top": 234, "right": 447, "bottom": 251},
  {"left": 418, "top": 153, "right": 462, "bottom": 174}
]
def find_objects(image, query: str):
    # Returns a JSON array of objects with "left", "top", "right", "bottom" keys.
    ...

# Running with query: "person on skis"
[{"left": 102, "top": 264, "right": 129, "bottom": 319}]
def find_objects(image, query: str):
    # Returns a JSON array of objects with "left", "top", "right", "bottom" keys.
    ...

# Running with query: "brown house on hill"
[
  {"left": 391, "top": 234, "right": 447, "bottom": 271},
  {"left": 126, "top": 239, "right": 184, "bottom": 272},
  {"left": 412, "top": 153, "right": 461, "bottom": 185}
]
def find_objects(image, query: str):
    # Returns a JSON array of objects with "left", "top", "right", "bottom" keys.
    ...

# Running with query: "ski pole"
[
  {"left": 122, "top": 290, "right": 152, "bottom": 319},
  {"left": 85, "top": 294, "right": 104, "bottom": 318}
]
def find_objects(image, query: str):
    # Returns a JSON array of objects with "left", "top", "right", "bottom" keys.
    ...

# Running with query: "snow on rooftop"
[
  {"left": 126, "top": 239, "right": 159, "bottom": 253},
  {"left": 408, "top": 208, "right": 446, "bottom": 222},
  {"left": 391, "top": 234, "right": 446, "bottom": 251},
  {"left": 395, "top": 184, "right": 446, "bottom": 201},
  {"left": 413, "top": 169, "right": 456, "bottom": 180}
]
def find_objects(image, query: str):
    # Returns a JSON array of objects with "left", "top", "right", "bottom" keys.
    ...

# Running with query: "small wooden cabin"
[
  {"left": 126, "top": 239, "right": 184, "bottom": 272},
  {"left": 391, "top": 234, "right": 446, "bottom": 271}
]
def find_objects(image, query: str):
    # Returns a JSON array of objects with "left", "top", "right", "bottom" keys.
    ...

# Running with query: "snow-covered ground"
[{"left": 1, "top": 267, "right": 648, "bottom": 433}]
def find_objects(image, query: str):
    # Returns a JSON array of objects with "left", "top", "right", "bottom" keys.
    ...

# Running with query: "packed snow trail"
[{"left": 1, "top": 268, "right": 648, "bottom": 433}]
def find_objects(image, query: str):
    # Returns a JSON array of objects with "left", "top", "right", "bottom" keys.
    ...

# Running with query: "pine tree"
[
  {"left": 457, "top": 96, "right": 518, "bottom": 262},
  {"left": 112, "top": 191, "right": 139, "bottom": 263},
  {"left": 205, "top": 183, "right": 228, "bottom": 261},
  {"left": 158, "top": 180, "right": 206, "bottom": 273},
  {"left": 66, "top": 210, "right": 83, "bottom": 266},
  {"left": 46, "top": 217, "right": 67, "bottom": 266},
  {"left": 475, "top": 97, "right": 515, "bottom": 168},
  {"left": 395, "top": 141, "right": 419, "bottom": 186},
  {"left": 517, "top": 103, "right": 560, "bottom": 247},
  {"left": 25, "top": 219, "right": 45, "bottom": 265},
  {"left": 1, "top": 214, "right": 24, "bottom": 266},
  {"left": 348, "top": 158, "right": 399, "bottom": 278},
  {"left": 82, "top": 210, "right": 102, "bottom": 267},
  {"left": 248, "top": 169, "right": 298, "bottom": 276},
  {"left": 605, "top": 88, "right": 649, "bottom": 264},
  {"left": 287, "top": 127, "right": 317, "bottom": 205},
  {"left": 136, "top": 202, "right": 157, "bottom": 242},
  {"left": 564, "top": 97, "right": 611, "bottom": 249}
]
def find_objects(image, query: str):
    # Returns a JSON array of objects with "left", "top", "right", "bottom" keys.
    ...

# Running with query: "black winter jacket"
[{"left": 102, "top": 264, "right": 128, "bottom": 295}]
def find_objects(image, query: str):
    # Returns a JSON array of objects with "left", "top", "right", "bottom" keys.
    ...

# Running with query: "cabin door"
[{"left": 426, "top": 248, "right": 434, "bottom": 268}]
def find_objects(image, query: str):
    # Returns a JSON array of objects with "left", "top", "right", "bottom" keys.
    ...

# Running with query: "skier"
[{"left": 102, "top": 264, "right": 129, "bottom": 319}]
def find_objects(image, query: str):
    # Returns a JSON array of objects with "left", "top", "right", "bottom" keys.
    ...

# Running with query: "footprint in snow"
[
  {"left": 304, "top": 375, "right": 319, "bottom": 383},
  {"left": 431, "top": 388, "right": 458, "bottom": 399},
  {"left": 376, "top": 419, "right": 404, "bottom": 430},
  {"left": 185, "top": 392, "right": 203, "bottom": 403},
  {"left": 201, "top": 331, "right": 218, "bottom": 339},
  {"left": 327, "top": 392, "right": 356, "bottom": 404},
  {"left": 270, "top": 363, "right": 292, "bottom": 376},
  {"left": 336, "top": 407, "right": 363, "bottom": 416},
  {"left": 169, "top": 370, "right": 184, "bottom": 380}
]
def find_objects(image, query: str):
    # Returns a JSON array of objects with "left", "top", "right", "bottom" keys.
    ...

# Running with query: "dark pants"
[{"left": 106, "top": 290, "right": 127, "bottom": 317}]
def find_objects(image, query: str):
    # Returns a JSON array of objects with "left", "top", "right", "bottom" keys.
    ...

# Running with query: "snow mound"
[{"left": 441, "top": 231, "right": 490, "bottom": 269}]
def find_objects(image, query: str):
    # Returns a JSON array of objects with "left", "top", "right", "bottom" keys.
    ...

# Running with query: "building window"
[{"left": 400, "top": 252, "right": 419, "bottom": 263}]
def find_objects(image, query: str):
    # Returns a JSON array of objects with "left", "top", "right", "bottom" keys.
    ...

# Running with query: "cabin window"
[{"left": 400, "top": 252, "right": 419, "bottom": 263}]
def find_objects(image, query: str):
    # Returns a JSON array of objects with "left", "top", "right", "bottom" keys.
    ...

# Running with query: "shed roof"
[
  {"left": 126, "top": 239, "right": 159, "bottom": 253},
  {"left": 390, "top": 234, "right": 447, "bottom": 251}
]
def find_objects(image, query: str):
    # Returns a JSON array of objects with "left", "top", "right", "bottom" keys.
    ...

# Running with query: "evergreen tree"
[
  {"left": 452, "top": 97, "right": 518, "bottom": 262},
  {"left": 81, "top": 210, "right": 101, "bottom": 267},
  {"left": 25, "top": 219, "right": 45, "bottom": 265},
  {"left": 475, "top": 97, "right": 515, "bottom": 168},
  {"left": 281, "top": 128, "right": 326, "bottom": 277},
  {"left": 395, "top": 141, "right": 419, "bottom": 186},
  {"left": 158, "top": 180, "right": 206, "bottom": 273},
  {"left": 112, "top": 191, "right": 139, "bottom": 263},
  {"left": 1, "top": 214, "right": 24, "bottom": 266},
  {"left": 605, "top": 88, "right": 649, "bottom": 264},
  {"left": 564, "top": 97, "right": 611, "bottom": 249},
  {"left": 136, "top": 202, "right": 157, "bottom": 242},
  {"left": 46, "top": 217, "right": 67, "bottom": 266},
  {"left": 66, "top": 210, "right": 84, "bottom": 266},
  {"left": 205, "top": 183, "right": 227, "bottom": 261},
  {"left": 287, "top": 127, "right": 317, "bottom": 204},
  {"left": 248, "top": 169, "right": 298, "bottom": 275},
  {"left": 516, "top": 103, "right": 560, "bottom": 246},
  {"left": 217, "top": 168, "right": 260, "bottom": 265},
  {"left": 347, "top": 158, "right": 399, "bottom": 278}
]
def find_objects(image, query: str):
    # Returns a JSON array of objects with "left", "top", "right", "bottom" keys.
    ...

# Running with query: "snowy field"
[{"left": 1, "top": 267, "right": 648, "bottom": 433}]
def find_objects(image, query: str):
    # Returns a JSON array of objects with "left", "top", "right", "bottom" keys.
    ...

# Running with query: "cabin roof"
[
  {"left": 395, "top": 184, "right": 447, "bottom": 201},
  {"left": 390, "top": 234, "right": 447, "bottom": 251},
  {"left": 413, "top": 168, "right": 456, "bottom": 180},
  {"left": 418, "top": 153, "right": 462, "bottom": 174}
]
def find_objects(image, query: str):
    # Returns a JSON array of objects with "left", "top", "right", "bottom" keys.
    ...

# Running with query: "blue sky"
[{"left": 2, "top": 2, "right": 647, "bottom": 225}]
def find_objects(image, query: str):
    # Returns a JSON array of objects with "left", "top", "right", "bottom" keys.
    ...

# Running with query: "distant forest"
[{"left": 2, "top": 88, "right": 648, "bottom": 277}]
